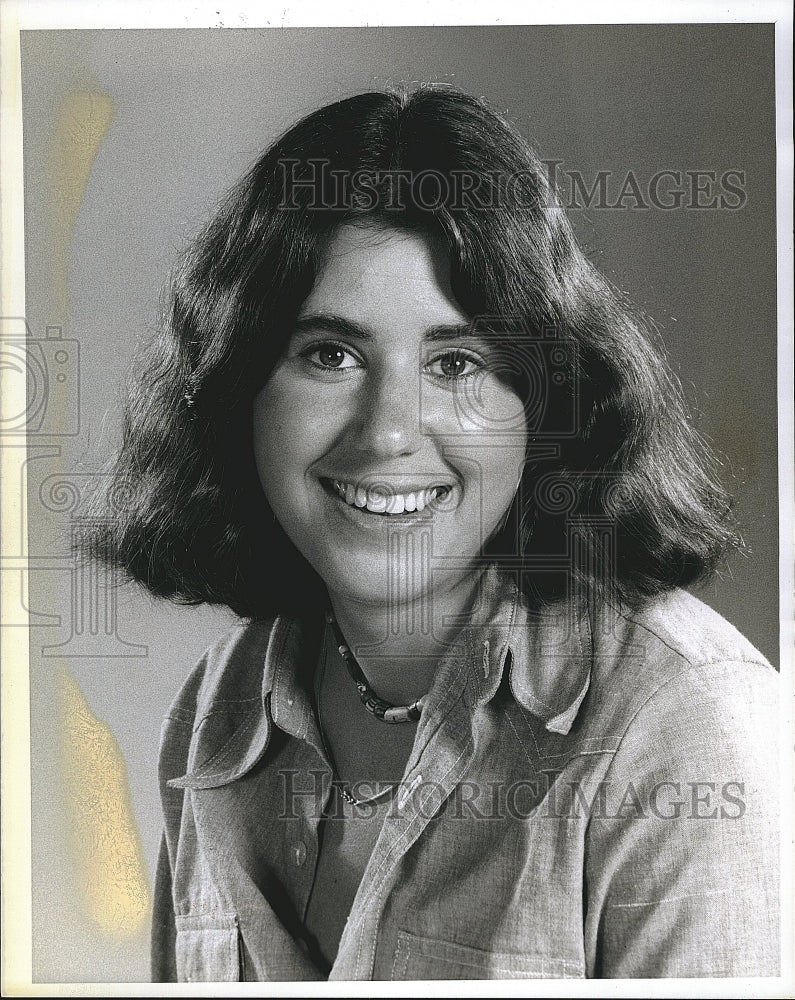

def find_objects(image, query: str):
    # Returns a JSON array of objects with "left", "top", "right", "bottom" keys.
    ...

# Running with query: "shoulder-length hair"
[{"left": 86, "top": 86, "right": 740, "bottom": 618}]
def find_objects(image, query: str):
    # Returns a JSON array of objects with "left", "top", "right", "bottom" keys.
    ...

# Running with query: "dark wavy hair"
[{"left": 85, "top": 86, "right": 741, "bottom": 618}]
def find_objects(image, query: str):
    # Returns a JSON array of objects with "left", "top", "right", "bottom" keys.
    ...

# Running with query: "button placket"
[
  {"left": 335, "top": 727, "right": 475, "bottom": 978},
  {"left": 332, "top": 645, "right": 479, "bottom": 980},
  {"left": 395, "top": 772, "right": 423, "bottom": 812},
  {"left": 276, "top": 737, "right": 330, "bottom": 917}
]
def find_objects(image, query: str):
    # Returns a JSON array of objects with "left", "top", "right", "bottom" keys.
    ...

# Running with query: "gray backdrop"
[{"left": 18, "top": 25, "right": 778, "bottom": 982}]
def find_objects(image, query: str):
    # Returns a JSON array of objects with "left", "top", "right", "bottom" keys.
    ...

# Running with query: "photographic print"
[{"left": 1, "top": 3, "right": 792, "bottom": 992}]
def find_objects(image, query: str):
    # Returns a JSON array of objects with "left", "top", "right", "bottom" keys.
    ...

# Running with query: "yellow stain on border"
[
  {"left": 59, "top": 665, "right": 151, "bottom": 937},
  {"left": 50, "top": 90, "right": 114, "bottom": 315}
]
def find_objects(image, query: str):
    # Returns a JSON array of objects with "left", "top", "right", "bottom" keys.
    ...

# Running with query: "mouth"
[{"left": 322, "top": 478, "right": 454, "bottom": 516}]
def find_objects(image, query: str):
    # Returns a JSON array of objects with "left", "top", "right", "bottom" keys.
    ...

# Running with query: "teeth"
[
  {"left": 368, "top": 491, "right": 387, "bottom": 513},
  {"left": 331, "top": 480, "right": 447, "bottom": 515},
  {"left": 387, "top": 494, "right": 405, "bottom": 515}
]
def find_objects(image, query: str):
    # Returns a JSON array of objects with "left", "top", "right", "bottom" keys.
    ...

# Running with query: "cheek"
[
  {"left": 251, "top": 378, "right": 319, "bottom": 508},
  {"left": 444, "top": 375, "right": 527, "bottom": 442},
  {"left": 252, "top": 385, "right": 290, "bottom": 497},
  {"left": 464, "top": 384, "right": 528, "bottom": 528},
  {"left": 479, "top": 445, "right": 527, "bottom": 520},
  {"left": 252, "top": 374, "right": 345, "bottom": 506}
]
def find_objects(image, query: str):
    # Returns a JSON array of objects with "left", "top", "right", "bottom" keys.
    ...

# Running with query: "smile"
[{"left": 329, "top": 479, "right": 452, "bottom": 516}]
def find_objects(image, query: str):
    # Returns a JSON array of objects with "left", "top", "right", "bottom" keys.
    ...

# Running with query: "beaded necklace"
[
  {"left": 324, "top": 611, "right": 427, "bottom": 724},
  {"left": 315, "top": 622, "right": 408, "bottom": 808}
]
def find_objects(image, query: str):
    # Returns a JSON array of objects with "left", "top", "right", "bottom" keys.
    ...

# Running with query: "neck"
[{"left": 327, "top": 567, "right": 485, "bottom": 705}]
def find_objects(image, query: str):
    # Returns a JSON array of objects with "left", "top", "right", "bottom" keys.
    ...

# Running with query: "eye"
[
  {"left": 426, "top": 349, "right": 484, "bottom": 381},
  {"left": 302, "top": 341, "right": 361, "bottom": 372}
]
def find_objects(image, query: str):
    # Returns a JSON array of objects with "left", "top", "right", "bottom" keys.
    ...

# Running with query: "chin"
[
  {"left": 328, "top": 571, "right": 419, "bottom": 610},
  {"left": 324, "top": 552, "right": 481, "bottom": 621}
]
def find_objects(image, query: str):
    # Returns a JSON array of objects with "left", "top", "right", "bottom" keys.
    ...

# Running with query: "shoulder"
[
  {"left": 167, "top": 618, "right": 278, "bottom": 720},
  {"left": 568, "top": 593, "right": 781, "bottom": 839},
  {"left": 157, "top": 617, "right": 278, "bottom": 782},
  {"left": 584, "top": 589, "right": 778, "bottom": 746},
  {"left": 580, "top": 593, "right": 781, "bottom": 976},
  {"left": 618, "top": 587, "right": 773, "bottom": 670},
  {"left": 562, "top": 589, "right": 782, "bottom": 810}
]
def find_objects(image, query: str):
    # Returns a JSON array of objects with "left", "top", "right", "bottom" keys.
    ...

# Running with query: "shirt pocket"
[
  {"left": 175, "top": 912, "right": 242, "bottom": 982},
  {"left": 391, "top": 930, "right": 582, "bottom": 980}
]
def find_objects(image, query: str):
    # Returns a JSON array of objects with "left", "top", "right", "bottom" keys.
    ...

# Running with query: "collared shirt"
[{"left": 151, "top": 567, "right": 780, "bottom": 981}]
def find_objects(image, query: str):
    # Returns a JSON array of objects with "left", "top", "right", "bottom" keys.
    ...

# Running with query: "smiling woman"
[
  {"left": 84, "top": 87, "right": 779, "bottom": 981},
  {"left": 254, "top": 222, "right": 528, "bottom": 632}
]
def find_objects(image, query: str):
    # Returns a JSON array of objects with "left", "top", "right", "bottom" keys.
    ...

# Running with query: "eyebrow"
[{"left": 292, "top": 313, "right": 475, "bottom": 343}]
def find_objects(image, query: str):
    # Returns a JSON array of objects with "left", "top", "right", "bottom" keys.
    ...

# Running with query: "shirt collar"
[
  {"left": 169, "top": 565, "right": 593, "bottom": 790},
  {"left": 457, "top": 564, "right": 593, "bottom": 734},
  {"left": 168, "top": 616, "right": 315, "bottom": 791}
]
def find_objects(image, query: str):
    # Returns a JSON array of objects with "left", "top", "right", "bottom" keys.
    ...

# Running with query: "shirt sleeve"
[
  {"left": 150, "top": 833, "right": 178, "bottom": 982},
  {"left": 583, "top": 658, "right": 780, "bottom": 978},
  {"left": 150, "top": 651, "right": 210, "bottom": 981}
]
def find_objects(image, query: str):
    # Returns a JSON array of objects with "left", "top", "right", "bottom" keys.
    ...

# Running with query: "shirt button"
[{"left": 292, "top": 841, "right": 307, "bottom": 867}]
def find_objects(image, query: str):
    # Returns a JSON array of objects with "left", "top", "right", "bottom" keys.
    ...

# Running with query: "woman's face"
[{"left": 253, "top": 221, "right": 528, "bottom": 611}]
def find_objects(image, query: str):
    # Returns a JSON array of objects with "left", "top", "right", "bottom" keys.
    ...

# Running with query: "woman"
[{"left": 89, "top": 87, "right": 779, "bottom": 980}]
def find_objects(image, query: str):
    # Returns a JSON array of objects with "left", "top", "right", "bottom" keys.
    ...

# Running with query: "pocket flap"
[
  {"left": 175, "top": 912, "right": 241, "bottom": 982},
  {"left": 391, "top": 930, "right": 581, "bottom": 979}
]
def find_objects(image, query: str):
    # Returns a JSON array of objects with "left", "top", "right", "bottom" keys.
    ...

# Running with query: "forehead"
[{"left": 298, "top": 222, "right": 468, "bottom": 329}]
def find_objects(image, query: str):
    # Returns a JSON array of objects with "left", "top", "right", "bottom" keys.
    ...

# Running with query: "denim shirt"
[{"left": 151, "top": 569, "right": 780, "bottom": 981}]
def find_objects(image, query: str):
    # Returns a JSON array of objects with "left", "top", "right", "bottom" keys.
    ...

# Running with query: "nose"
[{"left": 352, "top": 368, "right": 425, "bottom": 458}]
